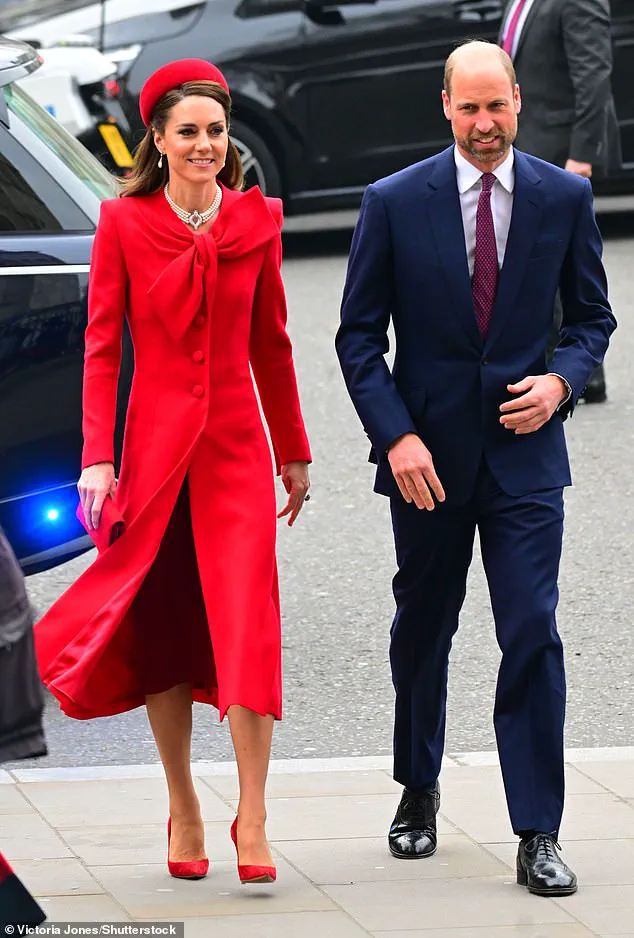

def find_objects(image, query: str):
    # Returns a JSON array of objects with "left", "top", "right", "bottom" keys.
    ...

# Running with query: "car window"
[
  {"left": 4, "top": 83, "right": 116, "bottom": 202},
  {"left": 0, "top": 142, "right": 62, "bottom": 232},
  {"left": 0, "top": 124, "right": 95, "bottom": 232}
]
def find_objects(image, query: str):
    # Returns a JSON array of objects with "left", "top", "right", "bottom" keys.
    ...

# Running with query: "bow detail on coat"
[{"left": 147, "top": 186, "right": 281, "bottom": 344}]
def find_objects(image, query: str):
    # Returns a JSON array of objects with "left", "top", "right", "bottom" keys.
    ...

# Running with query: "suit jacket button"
[
  {"left": 193, "top": 313, "right": 206, "bottom": 328},
  {"left": 482, "top": 358, "right": 489, "bottom": 365},
  {"left": 191, "top": 384, "right": 204, "bottom": 398},
  {"left": 191, "top": 350, "right": 205, "bottom": 363}
]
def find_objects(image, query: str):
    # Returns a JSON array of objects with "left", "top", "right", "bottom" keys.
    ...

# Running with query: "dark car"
[
  {"left": 8, "top": 0, "right": 634, "bottom": 212},
  {"left": 0, "top": 36, "right": 132, "bottom": 574}
]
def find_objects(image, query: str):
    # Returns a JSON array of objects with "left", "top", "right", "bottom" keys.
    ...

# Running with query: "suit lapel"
[
  {"left": 484, "top": 150, "right": 544, "bottom": 351},
  {"left": 499, "top": 0, "right": 515, "bottom": 42},
  {"left": 426, "top": 147, "right": 482, "bottom": 351},
  {"left": 513, "top": 0, "right": 542, "bottom": 62}
]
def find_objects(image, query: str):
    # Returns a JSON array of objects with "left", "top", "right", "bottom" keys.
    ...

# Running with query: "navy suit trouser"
[{"left": 389, "top": 458, "right": 566, "bottom": 836}]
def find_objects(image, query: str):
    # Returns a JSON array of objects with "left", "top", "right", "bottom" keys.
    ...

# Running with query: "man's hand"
[
  {"left": 565, "top": 158, "right": 592, "bottom": 178},
  {"left": 499, "top": 375, "right": 568, "bottom": 435},
  {"left": 387, "top": 433, "right": 445, "bottom": 510}
]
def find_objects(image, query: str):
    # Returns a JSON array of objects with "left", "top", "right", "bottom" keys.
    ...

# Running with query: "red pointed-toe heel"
[
  {"left": 167, "top": 817, "right": 209, "bottom": 880},
  {"left": 230, "top": 817, "right": 276, "bottom": 885}
]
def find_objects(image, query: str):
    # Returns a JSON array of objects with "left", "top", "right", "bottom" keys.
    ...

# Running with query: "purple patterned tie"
[{"left": 472, "top": 172, "right": 499, "bottom": 337}]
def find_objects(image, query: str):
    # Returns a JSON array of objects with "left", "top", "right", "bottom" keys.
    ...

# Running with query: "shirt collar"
[{"left": 453, "top": 145, "right": 515, "bottom": 194}]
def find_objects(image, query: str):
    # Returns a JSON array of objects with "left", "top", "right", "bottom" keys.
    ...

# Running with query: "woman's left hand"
[{"left": 277, "top": 461, "right": 311, "bottom": 527}]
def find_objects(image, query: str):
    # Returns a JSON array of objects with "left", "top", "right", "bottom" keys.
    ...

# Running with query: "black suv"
[
  {"left": 0, "top": 36, "right": 131, "bottom": 574},
  {"left": 8, "top": 0, "right": 634, "bottom": 213}
]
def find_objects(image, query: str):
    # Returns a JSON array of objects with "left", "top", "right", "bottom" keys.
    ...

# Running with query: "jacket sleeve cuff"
[
  {"left": 547, "top": 373, "right": 573, "bottom": 411},
  {"left": 81, "top": 451, "right": 115, "bottom": 471}
]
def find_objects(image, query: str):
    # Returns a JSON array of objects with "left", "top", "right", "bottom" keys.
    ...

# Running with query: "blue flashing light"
[{"left": 46, "top": 508, "right": 61, "bottom": 522}]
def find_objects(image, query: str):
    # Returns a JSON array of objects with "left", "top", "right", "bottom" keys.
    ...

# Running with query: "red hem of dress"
[{"left": 45, "top": 681, "right": 281, "bottom": 722}]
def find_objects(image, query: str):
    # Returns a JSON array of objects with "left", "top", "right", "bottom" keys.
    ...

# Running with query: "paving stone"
[
  {"left": 89, "top": 858, "right": 336, "bottom": 919},
  {"left": 552, "top": 883, "right": 634, "bottom": 935},
  {"left": 58, "top": 820, "right": 234, "bottom": 867},
  {"left": 36, "top": 894, "right": 130, "bottom": 920},
  {"left": 0, "top": 784, "right": 36, "bottom": 814},
  {"left": 9, "top": 858, "right": 104, "bottom": 897},
  {"left": 485, "top": 838, "right": 634, "bottom": 886},
  {"left": 230, "top": 793, "right": 457, "bottom": 842},
  {"left": 560, "top": 794, "right": 634, "bottom": 840},
  {"left": 322, "top": 876, "right": 577, "bottom": 931},
  {"left": 371, "top": 926, "right": 597, "bottom": 938},
  {"left": 0, "top": 813, "right": 72, "bottom": 860},
  {"left": 204, "top": 769, "right": 398, "bottom": 800},
  {"left": 275, "top": 833, "right": 509, "bottom": 884},
  {"left": 151, "top": 911, "right": 370, "bottom": 937},
  {"left": 572, "top": 761, "right": 634, "bottom": 799},
  {"left": 18, "top": 777, "right": 232, "bottom": 828}
]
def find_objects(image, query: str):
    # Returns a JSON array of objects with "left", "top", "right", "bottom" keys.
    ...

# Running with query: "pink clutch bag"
[{"left": 76, "top": 496, "right": 125, "bottom": 554}]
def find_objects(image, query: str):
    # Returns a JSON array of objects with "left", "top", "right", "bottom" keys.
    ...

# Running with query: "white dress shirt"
[
  {"left": 454, "top": 145, "right": 515, "bottom": 278},
  {"left": 501, "top": 0, "right": 537, "bottom": 59},
  {"left": 453, "top": 144, "right": 571, "bottom": 406}
]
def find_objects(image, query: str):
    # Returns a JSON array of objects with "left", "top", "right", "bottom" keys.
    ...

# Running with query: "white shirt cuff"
[{"left": 548, "top": 373, "right": 572, "bottom": 410}]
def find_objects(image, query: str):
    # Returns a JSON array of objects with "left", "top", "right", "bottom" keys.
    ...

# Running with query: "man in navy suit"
[{"left": 336, "top": 40, "right": 615, "bottom": 897}]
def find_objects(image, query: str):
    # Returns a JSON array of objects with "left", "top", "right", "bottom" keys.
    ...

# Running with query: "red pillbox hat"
[{"left": 139, "top": 58, "right": 229, "bottom": 127}]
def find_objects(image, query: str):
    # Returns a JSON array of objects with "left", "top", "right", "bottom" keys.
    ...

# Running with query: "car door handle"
[
  {"left": 304, "top": 0, "right": 377, "bottom": 27},
  {"left": 454, "top": 0, "right": 503, "bottom": 22}
]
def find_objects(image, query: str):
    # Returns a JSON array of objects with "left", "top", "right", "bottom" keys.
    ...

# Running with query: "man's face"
[{"left": 442, "top": 65, "right": 521, "bottom": 170}]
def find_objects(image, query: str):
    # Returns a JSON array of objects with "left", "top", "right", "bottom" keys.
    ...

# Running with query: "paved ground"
[
  {"left": 18, "top": 212, "right": 634, "bottom": 768},
  {"left": 3, "top": 747, "right": 634, "bottom": 936}
]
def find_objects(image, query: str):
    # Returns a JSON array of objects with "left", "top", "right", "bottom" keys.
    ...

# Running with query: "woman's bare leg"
[
  {"left": 146, "top": 683, "right": 206, "bottom": 862},
  {"left": 227, "top": 704, "right": 274, "bottom": 866}
]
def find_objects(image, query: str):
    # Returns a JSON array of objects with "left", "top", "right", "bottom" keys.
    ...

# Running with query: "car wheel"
[{"left": 230, "top": 120, "right": 281, "bottom": 197}]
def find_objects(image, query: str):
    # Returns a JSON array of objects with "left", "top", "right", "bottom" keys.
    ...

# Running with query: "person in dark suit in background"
[
  {"left": 336, "top": 40, "right": 616, "bottom": 897},
  {"left": 500, "top": 0, "right": 621, "bottom": 403},
  {"left": 0, "top": 526, "right": 47, "bottom": 927}
]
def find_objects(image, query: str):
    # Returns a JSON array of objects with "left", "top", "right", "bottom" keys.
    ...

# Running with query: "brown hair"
[
  {"left": 121, "top": 80, "right": 243, "bottom": 198},
  {"left": 444, "top": 41, "right": 516, "bottom": 98}
]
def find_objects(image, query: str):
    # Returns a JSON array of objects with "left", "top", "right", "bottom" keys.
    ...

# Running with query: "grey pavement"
[
  {"left": 3, "top": 747, "right": 634, "bottom": 936},
  {"left": 17, "top": 212, "right": 634, "bottom": 768}
]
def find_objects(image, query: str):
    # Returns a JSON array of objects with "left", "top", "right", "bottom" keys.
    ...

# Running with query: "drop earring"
[{"left": 158, "top": 153, "right": 164, "bottom": 169}]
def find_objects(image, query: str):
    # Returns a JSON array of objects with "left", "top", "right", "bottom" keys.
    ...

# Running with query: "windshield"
[{"left": 4, "top": 82, "right": 118, "bottom": 202}]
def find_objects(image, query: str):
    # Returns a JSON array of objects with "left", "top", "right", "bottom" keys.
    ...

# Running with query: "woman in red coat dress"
[{"left": 35, "top": 59, "right": 311, "bottom": 885}]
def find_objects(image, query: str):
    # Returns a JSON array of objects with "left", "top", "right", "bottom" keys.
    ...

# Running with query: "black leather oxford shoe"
[
  {"left": 580, "top": 364, "right": 607, "bottom": 404},
  {"left": 517, "top": 833, "right": 578, "bottom": 896},
  {"left": 388, "top": 784, "right": 440, "bottom": 859}
]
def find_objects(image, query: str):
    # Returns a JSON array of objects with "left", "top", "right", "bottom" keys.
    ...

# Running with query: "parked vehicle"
[
  {"left": 0, "top": 36, "right": 131, "bottom": 574},
  {"left": 5, "top": 0, "right": 634, "bottom": 212},
  {"left": 16, "top": 37, "right": 135, "bottom": 176},
  {"left": 1, "top": 0, "right": 134, "bottom": 174}
]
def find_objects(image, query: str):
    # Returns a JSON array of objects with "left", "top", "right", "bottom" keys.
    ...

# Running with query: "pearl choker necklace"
[{"left": 164, "top": 184, "right": 222, "bottom": 231}]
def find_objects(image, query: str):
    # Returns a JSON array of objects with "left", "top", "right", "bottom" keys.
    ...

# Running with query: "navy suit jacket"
[{"left": 336, "top": 146, "right": 616, "bottom": 504}]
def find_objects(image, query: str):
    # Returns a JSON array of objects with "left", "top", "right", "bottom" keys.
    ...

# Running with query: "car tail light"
[{"left": 103, "top": 77, "right": 121, "bottom": 99}]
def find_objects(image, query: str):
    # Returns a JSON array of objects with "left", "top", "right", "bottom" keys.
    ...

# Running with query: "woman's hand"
[
  {"left": 77, "top": 462, "right": 117, "bottom": 531},
  {"left": 277, "top": 461, "right": 310, "bottom": 527}
]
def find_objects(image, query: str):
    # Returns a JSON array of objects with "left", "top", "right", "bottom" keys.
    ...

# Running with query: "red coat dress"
[{"left": 35, "top": 184, "right": 311, "bottom": 722}]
